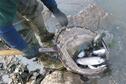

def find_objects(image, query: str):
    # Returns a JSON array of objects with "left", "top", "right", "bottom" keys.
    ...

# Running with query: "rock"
[
  {"left": 67, "top": 4, "right": 107, "bottom": 31},
  {"left": 2, "top": 75, "right": 12, "bottom": 83},
  {"left": 41, "top": 71, "right": 85, "bottom": 84},
  {"left": 0, "top": 63, "right": 3, "bottom": 70},
  {"left": 38, "top": 54, "right": 64, "bottom": 70}
]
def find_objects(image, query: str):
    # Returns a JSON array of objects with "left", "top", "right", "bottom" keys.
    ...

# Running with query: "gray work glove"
[
  {"left": 52, "top": 8, "right": 68, "bottom": 26},
  {"left": 22, "top": 44, "right": 40, "bottom": 59}
]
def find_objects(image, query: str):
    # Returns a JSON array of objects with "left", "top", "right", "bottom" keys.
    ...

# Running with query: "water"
[
  {"left": 96, "top": 0, "right": 126, "bottom": 24},
  {"left": 94, "top": 0, "right": 126, "bottom": 84}
]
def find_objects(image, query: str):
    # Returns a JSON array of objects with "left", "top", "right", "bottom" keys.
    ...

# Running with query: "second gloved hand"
[{"left": 52, "top": 8, "right": 68, "bottom": 26}]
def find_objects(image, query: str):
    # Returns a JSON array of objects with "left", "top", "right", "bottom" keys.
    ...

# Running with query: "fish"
[
  {"left": 88, "top": 65, "right": 106, "bottom": 69},
  {"left": 93, "top": 49, "right": 106, "bottom": 56},
  {"left": 77, "top": 51, "right": 85, "bottom": 58},
  {"left": 93, "top": 32, "right": 105, "bottom": 43},
  {"left": 76, "top": 57, "right": 105, "bottom": 66}
]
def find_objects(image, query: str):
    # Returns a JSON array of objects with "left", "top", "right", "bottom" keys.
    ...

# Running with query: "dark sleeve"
[{"left": 41, "top": 0, "right": 57, "bottom": 10}]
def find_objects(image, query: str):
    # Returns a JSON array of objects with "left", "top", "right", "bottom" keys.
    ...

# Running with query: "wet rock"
[
  {"left": 67, "top": 4, "right": 107, "bottom": 31},
  {"left": 27, "top": 70, "right": 45, "bottom": 84},
  {"left": 0, "top": 56, "right": 45, "bottom": 84},
  {"left": 38, "top": 54, "right": 64, "bottom": 70},
  {"left": 41, "top": 71, "right": 85, "bottom": 84},
  {"left": 0, "top": 63, "right": 3, "bottom": 70},
  {"left": 2, "top": 74, "right": 12, "bottom": 84}
]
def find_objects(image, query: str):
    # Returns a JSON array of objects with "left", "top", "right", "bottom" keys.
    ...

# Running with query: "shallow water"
[
  {"left": 94, "top": 0, "right": 126, "bottom": 84},
  {"left": 95, "top": 15, "right": 126, "bottom": 84}
]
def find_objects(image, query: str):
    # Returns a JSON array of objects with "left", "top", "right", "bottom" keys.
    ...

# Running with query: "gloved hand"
[
  {"left": 51, "top": 8, "right": 68, "bottom": 27},
  {"left": 41, "top": 0, "right": 68, "bottom": 26},
  {"left": 22, "top": 44, "right": 40, "bottom": 59}
]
